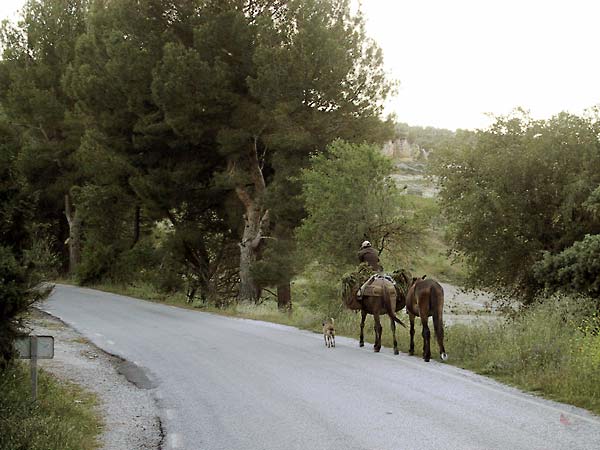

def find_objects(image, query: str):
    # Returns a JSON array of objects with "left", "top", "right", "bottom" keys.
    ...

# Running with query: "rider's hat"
[{"left": 361, "top": 240, "right": 371, "bottom": 249}]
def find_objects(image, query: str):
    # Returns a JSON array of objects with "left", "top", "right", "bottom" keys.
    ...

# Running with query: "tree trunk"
[
  {"left": 131, "top": 205, "right": 141, "bottom": 248},
  {"left": 277, "top": 281, "right": 292, "bottom": 312},
  {"left": 238, "top": 204, "right": 267, "bottom": 303},
  {"left": 232, "top": 139, "right": 270, "bottom": 303},
  {"left": 64, "top": 193, "right": 82, "bottom": 275}
]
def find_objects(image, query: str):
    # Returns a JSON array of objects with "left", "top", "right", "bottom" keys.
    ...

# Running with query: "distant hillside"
[
  {"left": 383, "top": 123, "right": 455, "bottom": 198},
  {"left": 382, "top": 123, "right": 455, "bottom": 161}
]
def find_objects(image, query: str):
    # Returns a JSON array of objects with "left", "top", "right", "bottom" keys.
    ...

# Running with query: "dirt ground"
[{"left": 25, "top": 309, "right": 163, "bottom": 450}]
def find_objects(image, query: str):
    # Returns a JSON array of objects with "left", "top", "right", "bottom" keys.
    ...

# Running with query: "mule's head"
[
  {"left": 410, "top": 274, "right": 427, "bottom": 287},
  {"left": 391, "top": 268, "right": 412, "bottom": 291},
  {"left": 341, "top": 272, "right": 362, "bottom": 310}
]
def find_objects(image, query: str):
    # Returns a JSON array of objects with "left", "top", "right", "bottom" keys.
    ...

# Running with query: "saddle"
[{"left": 360, "top": 275, "right": 397, "bottom": 299}]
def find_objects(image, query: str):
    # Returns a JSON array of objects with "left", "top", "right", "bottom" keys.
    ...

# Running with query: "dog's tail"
[{"left": 331, "top": 318, "right": 335, "bottom": 325}]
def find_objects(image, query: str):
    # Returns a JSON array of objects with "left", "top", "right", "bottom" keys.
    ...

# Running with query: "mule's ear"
[
  {"left": 421, "top": 275, "right": 427, "bottom": 280},
  {"left": 411, "top": 277, "right": 418, "bottom": 283}
]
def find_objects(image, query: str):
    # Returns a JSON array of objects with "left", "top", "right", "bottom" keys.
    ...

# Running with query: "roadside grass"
[
  {"left": 444, "top": 298, "right": 600, "bottom": 415},
  {"left": 0, "top": 363, "right": 101, "bottom": 450}
]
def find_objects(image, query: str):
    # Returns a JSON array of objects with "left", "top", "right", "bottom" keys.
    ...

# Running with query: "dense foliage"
[
  {"left": 0, "top": 0, "right": 394, "bottom": 315},
  {"left": 433, "top": 111, "right": 600, "bottom": 302},
  {"left": 297, "top": 139, "right": 414, "bottom": 272},
  {"left": 0, "top": 116, "right": 51, "bottom": 368}
]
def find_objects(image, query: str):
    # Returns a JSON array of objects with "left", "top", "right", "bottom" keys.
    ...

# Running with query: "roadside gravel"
[{"left": 25, "top": 308, "right": 162, "bottom": 450}]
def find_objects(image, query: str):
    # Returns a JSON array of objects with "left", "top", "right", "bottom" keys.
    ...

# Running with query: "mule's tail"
[{"left": 383, "top": 284, "right": 406, "bottom": 328}]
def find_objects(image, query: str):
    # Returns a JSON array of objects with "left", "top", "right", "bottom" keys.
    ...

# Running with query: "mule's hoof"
[
  {"left": 359, "top": 342, "right": 364, "bottom": 347},
  {"left": 409, "top": 350, "right": 414, "bottom": 356},
  {"left": 374, "top": 348, "right": 380, "bottom": 353},
  {"left": 424, "top": 356, "right": 430, "bottom": 362},
  {"left": 441, "top": 353, "right": 448, "bottom": 361},
  {"left": 394, "top": 349, "right": 399, "bottom": 355}
]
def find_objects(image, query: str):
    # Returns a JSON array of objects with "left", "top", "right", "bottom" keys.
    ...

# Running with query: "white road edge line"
[{"left": 167, "top": 432, "right": 182, "bottom": 449}]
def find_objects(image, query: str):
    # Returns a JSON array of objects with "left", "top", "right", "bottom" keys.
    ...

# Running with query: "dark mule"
[
  {"left": 405, "top": 276, "right": 447, "bottom": 362},
  {"left": 342, "top": 274, "right": 406, "bottom": 354}
]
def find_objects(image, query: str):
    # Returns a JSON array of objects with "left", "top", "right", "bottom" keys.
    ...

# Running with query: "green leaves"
[
  {"left": 433, "top": 111, "right": 600, "bottom": 301},
  {"left": 297, "top": 139, "right": 408, "bottom": 271}
]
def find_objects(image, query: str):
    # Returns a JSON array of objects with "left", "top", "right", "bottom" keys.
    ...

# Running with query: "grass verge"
[
  {"left": 0, "top": 362, "right": 101, "bottom": 450},
  {"left": 445, "top": 298, "right": 600, "bottom": 415}
]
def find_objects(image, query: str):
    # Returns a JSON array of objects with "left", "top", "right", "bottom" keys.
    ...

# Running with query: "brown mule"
[
  {"left": 405, "top": 276, "right": 447, "bottom": 362},
  {"left": 342, "top": 274, "right": 406, "bottom": 354}
]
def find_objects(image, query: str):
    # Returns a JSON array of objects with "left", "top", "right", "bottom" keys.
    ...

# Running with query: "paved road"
[{"left": 43, "top": 284, "right": 600, "bottom": 450}]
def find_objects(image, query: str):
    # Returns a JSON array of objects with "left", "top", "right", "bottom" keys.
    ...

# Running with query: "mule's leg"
[
  {"left": 390, "top": 316, "right": 398, "bottom": 355},
  {"left": 433, "top": 310, "right": 447, "bottom": 360},
  {"left": 408, "top": 312, "right": 416, "bottom": 355},
  {"left": 373, "top": 313, "right": 382, "bottom": 352},
  {"left": 359, "top": 310, "right": 367, "bottom": 347},
  {"left": 421, "top": 315, "right": 431, "bottom": 362},
  {"left": 332, "top": 333, "right": 335, "bottom": 348},
  {"left": 324, "top": 334, "right": 328, "bottom": 347}
]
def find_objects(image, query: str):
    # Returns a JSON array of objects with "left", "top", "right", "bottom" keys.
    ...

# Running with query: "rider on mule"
[
  {"left": 357, "top": 241, "right": 394, "bottom": 301},
  {"left": 357, "top": 240, "right": 383, "bottom": 272}
]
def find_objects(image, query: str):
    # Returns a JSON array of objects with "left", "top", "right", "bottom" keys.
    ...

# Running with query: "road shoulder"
[{"left": 26, "top": 308, "right": 163, "bottom": 450}]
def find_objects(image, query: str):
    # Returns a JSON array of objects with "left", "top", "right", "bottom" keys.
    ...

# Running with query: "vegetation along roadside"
[{"left": 1, "top": 1, "right": 600, "bottom": 444}]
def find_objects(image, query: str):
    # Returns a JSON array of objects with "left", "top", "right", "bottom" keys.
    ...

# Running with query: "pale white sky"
[
  {"left": 359, "top": 0, "right": 600, "bottom": 130},
  {"left": 2, "top": 0, "right": 599, "bottom": 130}
]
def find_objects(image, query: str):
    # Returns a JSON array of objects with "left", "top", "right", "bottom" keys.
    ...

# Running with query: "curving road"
[{"left": 42, "top": 284, "right": 600, "bottom": 450}]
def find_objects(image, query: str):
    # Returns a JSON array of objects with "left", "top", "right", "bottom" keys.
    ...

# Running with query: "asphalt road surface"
[{"left": 42, "top": 284, "right": 600, "bottom": 450}]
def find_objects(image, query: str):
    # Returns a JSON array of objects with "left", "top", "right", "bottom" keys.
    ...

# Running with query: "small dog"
[{"left": 322, "top": 318, "right": 336, "bottom": 348}]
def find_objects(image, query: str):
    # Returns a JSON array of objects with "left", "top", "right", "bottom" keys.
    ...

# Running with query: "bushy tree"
[
  {"left": 65, "top": 0, "right": 239, "bottom": 298},
  {"left": 0, "top": 116, "right": 50, "bottom": 368},
  {"left": 534, "top": 234, "right": 600, "bottom": 300},
  {"left": 433, "top": 111, "right": 600, "bottom": 302},
  {"left": 153, "top": 0, "right": 394, "bottom": 302},
  {"left": 297, "top": 140, "right": 413, "bottom": 274},
  {"left": 0, "top": 0, "right": 88, "bottom": 274},
  {"left": 534, "top": 186, "right": 600, "bottom": 300}
]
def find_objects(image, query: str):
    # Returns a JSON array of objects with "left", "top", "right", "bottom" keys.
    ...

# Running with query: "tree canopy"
[
  {"left": 433, "top": 111, "right": 600, "bottom": 302},
  {"left": 0, "top": 0, "right": 394, "bottom": 308},
  {"left": 297, "top": 139, "right": 412, "bottom": 272}
]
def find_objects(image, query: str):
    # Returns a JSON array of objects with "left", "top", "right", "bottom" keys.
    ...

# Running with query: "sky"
[
  {"left": 358, "top": 0, "right": 600, "bottom": 130},
  {"left": 1, "top": 0, "right": 599, "bottom": 131}
]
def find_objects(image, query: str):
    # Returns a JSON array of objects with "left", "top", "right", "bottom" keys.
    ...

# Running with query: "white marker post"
[{"left": 14, "top": 335, "right": 54, "bottom": 401}]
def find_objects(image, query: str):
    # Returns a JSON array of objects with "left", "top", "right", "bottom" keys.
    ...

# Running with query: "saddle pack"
[{"left": 360, "top": 275, "right": 397, "bottom": 299}]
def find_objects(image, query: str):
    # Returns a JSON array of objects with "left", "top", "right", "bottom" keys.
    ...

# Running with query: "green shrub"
[
  {"left": 76, "top": 242, "right": 118, "bottom": 285},
  {"left": 534, "top": 234, "right": 600, "bottom": 299},
  {"left": 0, "top": 246, "right": 29, "bottom": 368}
]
